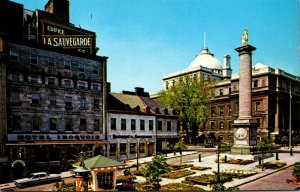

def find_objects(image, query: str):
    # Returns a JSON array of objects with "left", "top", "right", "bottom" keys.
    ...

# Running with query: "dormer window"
[
  {"left": 64, "top": 60, "right": 71, "bottom": 70},
  {"left": 79, "top": 63, "right": 85, "bottom": 72},
  {"left": 10, "top": 49, "right": 19, "bottom": 60}
]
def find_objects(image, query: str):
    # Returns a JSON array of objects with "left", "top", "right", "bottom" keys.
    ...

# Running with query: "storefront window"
[
  {"left": 130, "top": 143, "right": 136, "bottom": 155},
  {"left": 120, "top": 143, "right": 127, "bottom": 155},
  {"left": 109, "top": 144, "right": 116, "bottom": 156}
]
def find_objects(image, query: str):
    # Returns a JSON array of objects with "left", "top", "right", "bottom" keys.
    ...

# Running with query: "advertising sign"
[{"left": 41, "top": 22, "right": 95, "bottom": 55}]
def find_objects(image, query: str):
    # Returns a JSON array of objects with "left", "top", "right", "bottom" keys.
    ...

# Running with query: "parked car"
[{"left": 14, "top": 172, "right": 61, "bottom": 187}]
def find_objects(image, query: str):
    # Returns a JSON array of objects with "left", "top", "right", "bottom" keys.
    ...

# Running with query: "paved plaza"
[{"left": 0, "top": 148, "right": 299, "bottom": 191}]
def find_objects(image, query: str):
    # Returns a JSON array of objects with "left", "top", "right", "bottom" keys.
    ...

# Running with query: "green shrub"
[
  {"left": 190, "top": 166, "right": 212, "bottom": 171},
  {"left": 161, "top": 169, "right": 195, "bottom": 179},
  {"left": 256, "top": 161, "right": 287, "bottom": 169},
  {"left": 161, "top": 183, "right": 205, "bottom": 191},
  {"left": 293, "top": 162, "right": 300, "bottom": 181},
  {"left": 169, "top": 163, "right": 193, "bottom": 170},
  {"left": 184, "top": 174, "right": 232, "bottom": 185}
]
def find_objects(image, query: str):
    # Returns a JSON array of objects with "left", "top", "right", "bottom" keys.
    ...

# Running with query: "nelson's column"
[{"left": 231, "top": 29, "right": 258, "bottom": 154}]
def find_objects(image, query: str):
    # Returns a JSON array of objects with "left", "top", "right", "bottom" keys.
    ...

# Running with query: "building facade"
[
  {"left": 107, "top": 88, "right": 179, "bottom": 161},
  {"left": 161, "top": 44, "right": 300, "bottom": 145},
  {"left": 0, "top": 0, "right": 107, "bottom": 181}
]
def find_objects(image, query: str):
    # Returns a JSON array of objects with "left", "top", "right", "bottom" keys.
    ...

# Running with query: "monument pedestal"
[{"left": 231, "top": 118, "right": 257, "bottom": 154}]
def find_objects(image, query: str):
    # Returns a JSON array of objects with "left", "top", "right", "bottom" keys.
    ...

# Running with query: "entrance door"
[{"left": 148, "top": 143, "right": 154, "bottom": 156}]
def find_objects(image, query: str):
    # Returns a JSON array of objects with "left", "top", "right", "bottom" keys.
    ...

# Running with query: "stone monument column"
[{"left": 231, "top": 29, "right": 258, "bottom": 154}]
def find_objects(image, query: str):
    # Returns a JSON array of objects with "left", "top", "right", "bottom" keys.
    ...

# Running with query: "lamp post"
[
  {"left": 289, "top": 83, "right": 292, "bottom": 149},
  {"left": 216, "top": 136, "right": 221, "bottom": 183},
  {"left": 136, "top": 141, "right": 139, "bottom": 171}
]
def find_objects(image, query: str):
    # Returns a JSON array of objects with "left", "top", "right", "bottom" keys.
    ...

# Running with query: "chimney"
[
  {"left": 45, "top": 0, "right": 69, "bottom": 24},
  {"left": 223, "top": 55, "right": 232, "bottom": 78},
  {"left": 135, "top": 87, "right": 144, "bottom": 96}
]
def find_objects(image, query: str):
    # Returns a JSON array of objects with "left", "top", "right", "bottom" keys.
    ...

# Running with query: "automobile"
[{"left": 14, "top": 172, "right": 61, "bottom": 188}]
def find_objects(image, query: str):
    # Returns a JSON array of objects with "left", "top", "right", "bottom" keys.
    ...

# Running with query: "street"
[{"left": 239, "top": 165, "right": 299, "bottom": 191}]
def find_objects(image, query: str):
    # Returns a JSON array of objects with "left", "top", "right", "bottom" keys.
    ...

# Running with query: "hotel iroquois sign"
[{"left": 40, "top": 21, "right": 95, "bottom": 55}]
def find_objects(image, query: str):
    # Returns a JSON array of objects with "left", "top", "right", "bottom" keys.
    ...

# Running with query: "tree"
[
  {"left": 158, "top": 79, "right": 212, "bottom": 144},
  {"left": 256, "top": 137, "right": 274, "bottom": 170},
  {"left": 141, "top": 153, "right": 170, "bottom": 190},
  {"left": 174, "top": 138, "right": 188, "bottom": 164}
]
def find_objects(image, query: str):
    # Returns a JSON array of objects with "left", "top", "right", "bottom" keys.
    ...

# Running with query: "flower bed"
[
  {"left": 183, "top": 174, "right": 232, "bottom": 185},
  {"left": 169, "top": 163, "right": 193, "bottom": 170},
  {"left": 216, "top": 158, "right": 254, "bottom": 165},
  {"left": 161, "top": 183, "right": 205, "bottom": 191},
  {"left": 220, "top": 169, "right": 257, "bottom": 178},
  {"left": 190, "top": 166, "right": 212, "bottom": 171},
  {"left": 161, "top": 169, "right": 195, "bottom": 179},
  {"left": 256, "top": 161, "right": 287, "bottom": 169}
]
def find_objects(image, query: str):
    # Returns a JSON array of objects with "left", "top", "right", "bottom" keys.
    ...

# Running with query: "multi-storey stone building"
[
  {"left": 107, "top": 87, "right": 179, "bottom": 161},
  {"left": 161, "top": 44, "right": 300, "bottom": 145},
  {"left": 0, "top": 0, "right": 107, "bottom": 180}
]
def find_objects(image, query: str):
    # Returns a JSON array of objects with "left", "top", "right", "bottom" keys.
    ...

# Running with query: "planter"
[{"left": 292, "top": 176, "right": 300, "bottom": 185}]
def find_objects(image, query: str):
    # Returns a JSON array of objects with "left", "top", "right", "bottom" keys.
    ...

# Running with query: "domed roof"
[{"left": 188, "top": 48, "right": 223, "bottom": 70}]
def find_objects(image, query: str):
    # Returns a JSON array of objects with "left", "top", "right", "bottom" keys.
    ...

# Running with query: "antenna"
[{"left": 204, "top": 32, "right": 206, "bottom": 48}]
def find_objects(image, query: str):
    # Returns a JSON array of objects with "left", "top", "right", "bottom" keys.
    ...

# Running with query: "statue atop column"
[{"left": 242, "top": 29, "right": 248, "bottom": 46}]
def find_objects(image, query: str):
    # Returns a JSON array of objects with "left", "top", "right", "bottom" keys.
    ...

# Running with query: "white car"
[{"left": 14, "top": 172, "right": 61, "bottom": 187}]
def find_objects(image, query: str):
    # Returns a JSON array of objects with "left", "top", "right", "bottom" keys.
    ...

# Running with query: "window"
[
  {"left": 48, "top": 77, "right": 55, "bottom": 86},
  {"left": 111, "top": 118, "right": 116, "bottom": 130},
  {"left": 219, "top": 136, "right": 224, "bottom": 141},
  {"left": 79, "top": 63, "right": 85, "bottom": 72},
  {"left": 211, "top": 107, "right": 216, "bottom": 116},
  {"left": 79, "top": 97, "right": 86, "bottom": 109},
  {"left": 140, "top": 120, "right": 145, "bottom": 130},
  {"left": 30, "top": 74, "right": 38, "bottom": 83},
  {"left": 149, "top": 120, "right": 153, "bottom": 130},
  {"left": 91, "top": 84, "right": 99, "bottom": 91},
  {"left": 120, "top": 143, "right": 127, "bottom": 155},
  {"left": 10, "top": 92, "right": 20, "bottom": 104},
  {"left": 93, "top": 64, "right": 98, "bottom": 75},
  {"left": 64, "top": 80, "right": 72, "bottom": 88},
  {"left": 93, "top": 98, "right": 99, "bottom": 109},
  {"left": 32, "top": 93, "right": 40, "bottom": 105},
  {"left": 80, "top": 119, "right": 87, "bottom": 131},
  {"left": 50, "top": 118, "right": 57, "bottom": 131},
  {"left": 228, "top": 121, "right": 231, "bottom": 129},
  {"left": 211, "top": 122, "right": 215, "bottom": 129},
  {"left": 121, "top": 119, "right": 126, "bottom": 130},
  {"left": 65, "top": 96, "right": 72, "bottom": 108},
  {"left": 12, "top": 73, "right": 20, "bottom": 81},
  {"left": 32, "top": 117, "right": 41, "bottom": 130},
  {"left": 158, "top": 121, "right": 162, "bottom": 131},
  {"left": 167, "top": 121, "right": 171, "bottom": 131},
  {"left": 130, "top": 143, "right": 136, "bottom": 154},
  {"left": 139, "top": 143, "right": 145, "bottom": 153},
  {"left": 78, "top": 82, "right": 86, "bottom": 89},
  {"left": 94, "top": 119, "right": 100, "bottom": 131},
  {"left": 66, "top": 118, "right": 73, "bottom": 131},
  {"left": 109, "top": 144, "right": 117, "bottom": 156},
  {"left": 10, "top": 49, "right": 19, "bottom": 60},
  {"left": 48, "top": 57, "right": 55, "bottom": 67},
  {"left": 219, "top": 122, "right": 224, "bottom": 129},
  {"left": 253, "top": 80, "right": 259, "bottom": 88},
  {"left": 97, "top": 172, "right": 113, "bottom": 189},
  {"left": 11, "top": 116, "right": 21, "bottom": 130},
  {"left": 228, "top": 106, "right": 232, "bottom": 115},
  {"left": 49, "top": 95, "right": 56, "bottom": 106},
  {"left": 255, "top": 102, "right": 261, "bottom": 111},
  {"left": 30, "top": 53, "right": 38, "bottom": 64},
  {"left": 220, "top": 106, "right": 224, "bottom": 116},
  {"left": 64, "top": 60, "right": 71, "bottom": 70},
  {"left": 256, "top": 118, "right": 261, "bottom": 127},
  {"left": 220, "top": 89, "right": 224, "bottom": 96},
  {"left": 131, "top": 119, "right": 136, "bottom": 130}
]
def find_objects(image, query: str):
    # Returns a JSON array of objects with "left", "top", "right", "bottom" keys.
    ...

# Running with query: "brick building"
[{"left": 0, "top": 0, "right": 107, "bottom": 181}]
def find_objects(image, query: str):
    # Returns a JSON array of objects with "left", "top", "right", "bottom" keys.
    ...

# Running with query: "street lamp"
[
  {"left": 289, "top": 83, "right": 292, "bottom": 149},
  {"left": 73, "top": 156, "right": 90, "bottom": 192},
  {"left": 136, "top": 141, "right": 139, "bottom": 171},
  {"left": 216, "top": 136, "right": 221, "bottom": 183}
]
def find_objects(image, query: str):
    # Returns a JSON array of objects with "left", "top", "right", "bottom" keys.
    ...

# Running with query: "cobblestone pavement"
[{"left": 239, "top": 166, "right": 299, "bottom": 191}]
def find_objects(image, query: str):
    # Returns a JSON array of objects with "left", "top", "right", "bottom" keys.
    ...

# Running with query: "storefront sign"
[{"left": 8, "top": 134, "right": 105, "bottom": 141}]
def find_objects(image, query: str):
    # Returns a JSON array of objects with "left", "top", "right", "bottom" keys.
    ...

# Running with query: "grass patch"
[{"left": 161, "top": 169, "right": 195, "bottom": 179}]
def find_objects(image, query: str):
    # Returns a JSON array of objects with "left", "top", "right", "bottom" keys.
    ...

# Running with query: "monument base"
[{"left": 231, "top": 118, "right": 257, "bottom": 155}]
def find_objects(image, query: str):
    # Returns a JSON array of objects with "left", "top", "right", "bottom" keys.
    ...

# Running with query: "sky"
[{"left": 13, "top": 0, "right": 300, "bottom": 94}]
